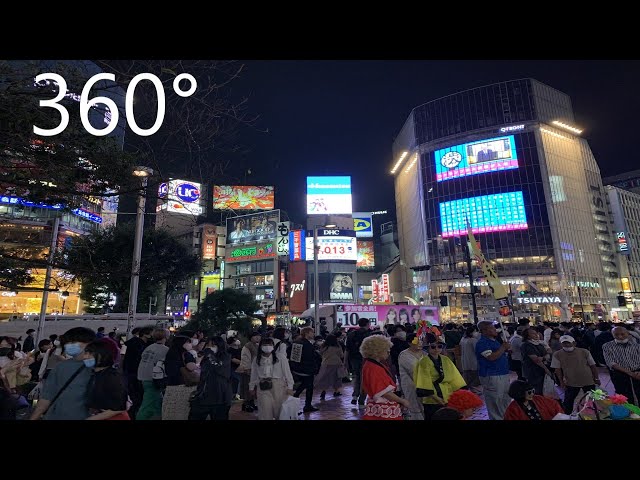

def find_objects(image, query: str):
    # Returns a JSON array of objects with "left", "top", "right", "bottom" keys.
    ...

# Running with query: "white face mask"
[
  {"left": 396, "top": 332, "right": 407, "bottom": 341},
  {"left": 53, "top": 340, "right": 60, "bottom": 346},
  {"left": 529, "top": 339, "right": 541, "bottom": 345},
  {"left": 562, "top": 347, "right": 575, "bottom": 352},
  {"left": 191, "top": 338, "right": 199, "bottom": 346},
  {"left": 234, "top": 341, "right": 241, "bottom": 347},
  {"left": 284, "top": 333, "right": 291, "bottom": 340},
  {"left": 615, "top": 338, "right": 630, "bottom": 344},
  {"left": 261, "top": 346, "right": 274, "bottom": 353},
  {"left": 210, "top": 346, "right": 218, "bottom": 354}
]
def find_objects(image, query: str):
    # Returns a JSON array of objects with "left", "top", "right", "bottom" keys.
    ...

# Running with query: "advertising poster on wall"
[
  {"left": 353, "top": 212, "right": 373, "bottom": 238},
  {"left": 213, "top": 185, "right": 275, "bottom": 210},
  {"left": 288, "top": 261, "right": 308, "bottom": 314},
  {"left": 434, "top": 134, "right": 518, "bottom": 182},
  {"left": 226, "top": 210, "right": 280, "bottom": 246},
  {"left": 305, "top": 229, "right": 357, "bottom": 261},
  {"left": 306, "top": 176, "right": 352, "bottom": 215},
  {"left": 201, "top": 224, "right": 217, "bottom": 260},
  {"left": 289, "top": 229, "right": 306, "bottom": 261},
  {"left": 335, "top": 304, "right": 439, "bottom": 329},
  {"left": 357, "top": 241, "right": 375, "bottom": 270},
  {"left": 226, "top": 242, "right": 277, "bottom": 263},
  {"left": 276, "top": 221, "right": 290, "bottom": 256},
  {"left": 329, "top": 273, "right": 354, "bottom": 302},
  {"left": 100, "top": 189, "right": 119, "bottom": 229},
  {"left": 160, "top": 179, "right": 203, "bottom": 216}
]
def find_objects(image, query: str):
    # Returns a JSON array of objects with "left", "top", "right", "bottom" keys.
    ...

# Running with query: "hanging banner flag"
[
  {"left": 467, "top": 226, "right": 509, "bottom": 306},
  {"left": 379, "top": 274, "right": 391, "bottom": 303}
]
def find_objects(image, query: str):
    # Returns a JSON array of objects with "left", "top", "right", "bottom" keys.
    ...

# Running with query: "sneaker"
[{"left": 303, "top": 405, "right": 319, "bottom": 413}]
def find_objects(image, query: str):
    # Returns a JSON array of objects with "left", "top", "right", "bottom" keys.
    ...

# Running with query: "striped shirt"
[{"left": 602, "top": 341, "right": 640, "bottom": 370}]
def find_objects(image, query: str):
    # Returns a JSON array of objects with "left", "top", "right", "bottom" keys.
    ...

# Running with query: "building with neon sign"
[{"left": 391, "top": 79, "right": 619, "bottom": 322}]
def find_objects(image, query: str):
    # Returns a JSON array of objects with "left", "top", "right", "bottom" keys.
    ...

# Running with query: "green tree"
[
  {"left": 62, "top": 224, "right": 200, "bottom": 312},
  {"left": 192, "top": 288, "right": 260, "bottom": 336}
]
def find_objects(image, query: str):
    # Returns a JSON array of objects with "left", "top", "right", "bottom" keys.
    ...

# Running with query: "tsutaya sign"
[{"left": 517, "top": 296, "right": 562, "bottom": 304}]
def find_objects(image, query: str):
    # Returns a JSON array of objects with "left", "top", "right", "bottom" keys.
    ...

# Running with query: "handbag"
[
  {"left": 259, "top": 378, "right": 273, "bottom": 391},
  {"left": 181, "top": 352, "right": 200, "bottom": 387}
]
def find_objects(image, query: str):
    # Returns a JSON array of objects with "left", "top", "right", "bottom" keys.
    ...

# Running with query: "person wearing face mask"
[
  {"left": 397, "top": 333, "right": 425, "bottom": 420},
  {"left": 603, "top": 327, "right": 640, "bottom": 406},
  {"left": 188, "top": 336, "right": 233, "bottom": 420},
  {"left": 290, "top": 327, "right": 320, "bottom": 413},
  {"left": 226, "top": 336, "right": 242, "bottom": 400},
  {"left": 29, "top": 327, "right": 97, "bottom": 420},
  {"left": 161, "top": 335, "right": 199, "bottom": 420},
  {"left": 520, "top": 328, "right": 554, "bottom": 396},
  {"left": 83, "top": 341, "right": 129, "bottom": 420},
  {"left": 38, "top": 336, "right": 66, "bottom": 382},
  {"left": 29, "top": 340, "right": 52, "bottom": 382},
  {"left": 272, "top": 327, "right": 291, "bottom": 362},
  {"left": 238, "top": 332, "right": 261, "bottom": 412},
  {"left": 249, "top": 337, "right": 294, "bottom": 420},
  {"left": 122, "top": 326, "right": 154, "bottom": 420},
  {"left": 550, "top": 335, "right": 600, "bottom": 414}
]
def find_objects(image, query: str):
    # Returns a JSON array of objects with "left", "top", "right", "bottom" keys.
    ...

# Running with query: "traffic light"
[
  {"left": 618, "top": 295, "right": 627, "bottom": 307},
  {"left": 411, "top": 265, "right": 431, "bottom": 272},
  {"left": 519, "top": 289, "right": 526, "bottom": 296},
  {"left": 439, "top": 295, "right": 448, "bottom": 307}
]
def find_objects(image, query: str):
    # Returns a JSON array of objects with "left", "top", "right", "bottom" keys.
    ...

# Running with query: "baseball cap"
[{"left": 559, "top": 335, "right": 575, "bottom": 343}]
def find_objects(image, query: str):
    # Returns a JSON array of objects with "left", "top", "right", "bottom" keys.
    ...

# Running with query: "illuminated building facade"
[{"left": 392, "top": 79, "right": 619, "bottom": 322}]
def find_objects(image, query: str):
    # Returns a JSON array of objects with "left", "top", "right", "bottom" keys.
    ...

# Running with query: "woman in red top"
[
  {"left": 360, "top": 335, "right": 410, "bottom": 420},
  {"left": 504, "top": 380, "right": 563, "bottom": 421}
]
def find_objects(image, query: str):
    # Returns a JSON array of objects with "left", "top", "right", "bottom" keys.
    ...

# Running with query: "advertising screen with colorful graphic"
[
  {"left": 353, "top": 212, "right": 373, "bottom": 238},
  {"left": 434, "top": 135, "right": 518, "bottom": 182},
  {"left": 440, "top": 191, "right": 528, "bottom": 238},
  {"left": 335, "top": 305, "right": 439, "bottom": 329},
  {"left": 289, "top": 229, "right": 306, "bottom": 261},
  {"left": 357, "top": 241, "right": 375, "bottom": 270},
  {"left": 201, "top": 225, "right": 217, "bottom": 260},
  {"left": 226, "top": 210, "right": 280, "bottom": 246},
  {"left": 212, "top": 185, "right": 275, "bottom": 210},
  {"left": 158, "top": 179, "right": 203, "bottom": 215},
  {"left": 305, "top": 229, "right": 357, "bottom": 261},
  {"left": 307, "top": 176, "right": 352, "bottom": 215},
  {"left": 329, "top": 273, "right": 354, "bottom": 302}
]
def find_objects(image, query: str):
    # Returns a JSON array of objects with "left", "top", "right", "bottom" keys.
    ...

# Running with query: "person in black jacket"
[
  {"left": 592, "top": 322, "right": 614, "bottom": 367},
  {"left": 345, "top": 318, "right": 371, "bottom": 406},
  {"left": 23, "top": 330, "right": 35, "bottom": 353},
  {"left": 290, "top": 326, "right": 320, "bottom": 413},
  {"left": 84, "top": 340, "right": 129, "bottom": 420},
  {"left": 121, "top": 326, "right": 153, "bottom": 419},
  {"left": 189, "top": 336, "right": 232, "bottom": 420}
]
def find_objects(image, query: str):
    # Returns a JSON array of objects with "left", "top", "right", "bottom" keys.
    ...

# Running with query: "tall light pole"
[
  {"left": 127, "top": 166, "right": 153, "bottom": 339},
  {"left": 35, "top": 215, "right": 61, "bottom": 346},
  {"left": 313, "top": 223, "right": 336, "bottom": 336}
]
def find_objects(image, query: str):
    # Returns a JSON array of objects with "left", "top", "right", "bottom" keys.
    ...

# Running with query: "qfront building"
[{"left": 392, "top": 79, "right": 620, "bottom": 323}]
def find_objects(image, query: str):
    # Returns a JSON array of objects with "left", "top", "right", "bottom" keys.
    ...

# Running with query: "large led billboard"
[
  {"left": 434, "top": 135, "right": 518, "bottom": 182},
  {"left": 306, "top": 176, "right": 352, "bottom": 215},
  {"left": 353, "top": 212, "right": 373, "bottom": 238},
  {"left": 335, "top": 305, "right": 439, "bottom": 329},
  {"left": 213, "top": 185, "right": 275, "bottom": 210},
  {"left": 226, "top": 210, "right": 280, "bottom": 246},
  {"left": 158, "top": 179, "right": 203, "bottom": 215},
  {"left": 439, "top": 191, "right": 528, "bottom": 238},
  {"left": 305, "top": 229, "right": 357, "bottom": 261}
]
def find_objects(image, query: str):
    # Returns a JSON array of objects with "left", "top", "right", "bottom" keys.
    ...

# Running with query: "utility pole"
[
  {"left": 463, "top": 237, "right": 479, "bottom": 324},
  {"left": 36, "top": 215, "right": 61, "bottom": 346}
]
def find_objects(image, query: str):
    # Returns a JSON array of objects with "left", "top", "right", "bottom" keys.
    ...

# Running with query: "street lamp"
[
  {"left": 313, "top": 223, "right": 336, "bottom": 336},
  {"left": 60, "top": 291, "right": 69, "bottom": 315},
  {"left": 127, "top": 166, "right": 154, "bottom": 339}
]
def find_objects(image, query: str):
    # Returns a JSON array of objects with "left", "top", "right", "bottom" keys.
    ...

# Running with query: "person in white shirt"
[
  {"left": 249, "top": 337, "right": 294, "bottom": 420},
  {"left": 509, "top": 326, "right": 526, "bottom": 380},
  {"left": 543, "top": 324, "right": 554, "bottom": 344}
]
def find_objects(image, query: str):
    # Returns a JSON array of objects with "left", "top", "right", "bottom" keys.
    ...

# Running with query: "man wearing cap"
[
  {"left": 550, "top": 335, "right": 600, "bottom": 414},
  {"left": 602, "top": 327, "right": 640, "bottom": 405}
]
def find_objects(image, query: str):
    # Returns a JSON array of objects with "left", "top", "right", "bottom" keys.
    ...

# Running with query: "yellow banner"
[{"left": 467, "top": 227, "right": 508, "bottom": 301}]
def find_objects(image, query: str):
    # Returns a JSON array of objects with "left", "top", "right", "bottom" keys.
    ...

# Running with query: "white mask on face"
[
  {"left": 396, "top": 332, "right": 407, "bottom": 341},
  {"left": 529, "top": 339, "right": 541, "bottom": 345},
  {"left": 191, "top": 339, "right": 199, "bottom": 346},
  {"left": 562, "top": 347, "right": 575, "bottom": 352},
  {"left": 210, "top": 346, "right": 218, "bottom": 354},
  {"left": 284, "top": 333, "right": 291, "bottom": 340},
  {"left": 615, "top": 338, "right": 630, "bottom": 344},
  {"left": 234, "top": 341, "right": 241, "bottom": 347},
  {"left": 261, "top": 346, "right": 274, "bottom": 353}
]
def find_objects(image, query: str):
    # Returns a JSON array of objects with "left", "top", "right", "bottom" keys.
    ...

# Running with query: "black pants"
[
  {"left": 293, "top": 375, "right": 314, "bottom": 408},
  {"left": 510, "top": 359, "right": 523, "bottom": 380},
  {"left": 610, "top": 370, "right": 640, "bottom": 406},
  {"left": 423, "top": 403, "right": 443, "bottom": 421},
  {"left": 350, "top": 357, "right": 366, "bottom": 404},
  {"left": 563, "top": 385, "right": 595, "bottom": 414},
  {"left": 188, "top": 403, "right": 230, "bottom": 420},
  {"left": 126, "top": 375, "right": 144, "bottom": 420}
]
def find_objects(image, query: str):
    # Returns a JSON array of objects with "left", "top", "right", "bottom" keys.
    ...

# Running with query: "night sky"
[{"left": 228, "top": 60, "right": 640, "bottom": 225}]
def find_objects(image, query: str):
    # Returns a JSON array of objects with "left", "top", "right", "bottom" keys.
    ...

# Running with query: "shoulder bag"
[{"left": 181, "top": 352, "right": 200, "bottom": 387}]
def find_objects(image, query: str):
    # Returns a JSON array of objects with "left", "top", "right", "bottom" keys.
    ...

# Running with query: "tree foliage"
[
  {"left": 191, "top": 288, "right": 260, "bottom": 336},
  {"left": 62, "top": 224, "right": 201, "bottom": 312}
]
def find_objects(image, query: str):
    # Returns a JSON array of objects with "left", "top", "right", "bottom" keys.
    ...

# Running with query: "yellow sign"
[
  {"left": 622, "top": 277, "right": 631, "bottom": 292},
  {"left": 467, "top": 227, "right": 508, "bottom": 301}
]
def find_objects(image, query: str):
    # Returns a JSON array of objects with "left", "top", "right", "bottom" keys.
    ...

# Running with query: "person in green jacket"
[{"left": 414, "top": 333, "right": 466, "bottom": 420}]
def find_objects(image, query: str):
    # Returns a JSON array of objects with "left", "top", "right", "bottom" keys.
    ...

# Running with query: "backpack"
[{"left": 152, "top": 359, "right": 167, "bottom": 390}]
